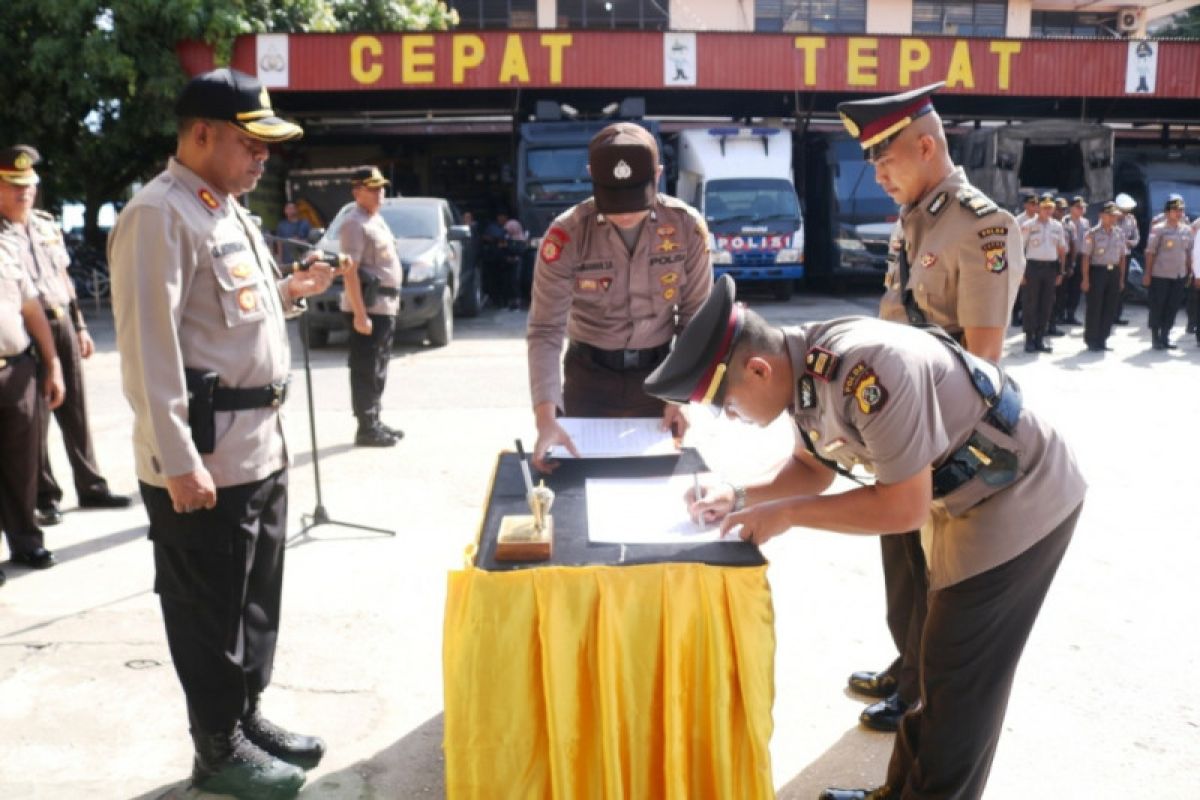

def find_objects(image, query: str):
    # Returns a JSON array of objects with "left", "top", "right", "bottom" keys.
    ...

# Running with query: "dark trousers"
[
  {"left": 886, "top": 503, "right": 1081, "bottom": 800},
  {"left": 1021, "top": 260, "right": 1058, "bottom": 338},
  {"left": 1146, "top": 277, "right": 1188, "bottom": 341},
  {"left": 1056, "top": 255, "right": 1083, "bottom": 320},
  {"left": 1084, "top": 267, "right": 1121, "bottom": 348},
  {"left": 562, "top": 345, "right": 666, "bottom": 418},
  {"left": 36, "top": 317, "right": 107, "bottom": 506},
  {"left": 1187, "top": 283, "right": 1200, "bottom": 334},
  {"left": 141, "top": 468, "right": 288, "bottom": 735},
  {"left": 0, "top": 355, "right": 43, "bottom": 554},
  {"left": 880, "top": 532, "right": 928, "bottom": 704},
  {"left": 347, "top": 313, "right": 397, "bottom": 424}
]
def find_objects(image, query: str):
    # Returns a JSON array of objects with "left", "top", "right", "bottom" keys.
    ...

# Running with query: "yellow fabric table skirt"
[{"left": 443, "top": 562, "right": 775, "bottom": 799}]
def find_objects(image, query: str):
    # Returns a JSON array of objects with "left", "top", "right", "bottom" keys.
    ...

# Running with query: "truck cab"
[{"left": 676, "top": 127, "right": 804, "bottom": 300}]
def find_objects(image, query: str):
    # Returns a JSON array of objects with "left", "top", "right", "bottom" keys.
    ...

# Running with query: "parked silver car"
[{"left": 304, "top": 197, "right": 480, "bottom": 347}]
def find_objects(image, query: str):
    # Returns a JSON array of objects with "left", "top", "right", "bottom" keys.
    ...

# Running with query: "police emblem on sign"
[{"left": 613, "top": 160, "right": 632, "bottom": 180}]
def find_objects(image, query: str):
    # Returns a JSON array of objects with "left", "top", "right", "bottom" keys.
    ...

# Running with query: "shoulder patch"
[
  {"left": 842, "top": 361, "right": 867, "bottom": 396},
  {"left": 797, "top": 374, "right": 817, "bottom": 410},
  {"left": 977, "top": 226, "right": 1008, "bottom": 239},
  {"left": 958, "top": 189, "right": 998, "bottom": 218},
  {"left": 927, "top": 191, "right": 949, "bottom": 216},
  {"left": 804, "top": 347, "right": 840, "bottom": 382},
  {"left": 197, "top": 188, "right": 220, "bottom": 211},
  {"left": 843, "top": 362, "right": 888, "bottom": 414},
  {"left": 982, "top": 242, "right": 1008, "bottom": 273},
  {"left": 540, "top": 224, "right": 569, "bottom": 264}
]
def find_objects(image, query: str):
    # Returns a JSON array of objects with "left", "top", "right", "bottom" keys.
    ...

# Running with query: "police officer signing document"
[
  {"left": 526, "top": 122, "right": 713, "bottom": 470},
  {"left": 645, "top": 275, "right": 1085, "bottom": 800},
  {"left": 109, "top": 69, "right": 344, "bottom": 800}
]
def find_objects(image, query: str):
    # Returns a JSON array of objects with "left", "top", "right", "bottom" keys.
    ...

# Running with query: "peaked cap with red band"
[
  {"left": 644, "top": 274, "right": 744, "bottom": 406},
  {"left": 837, "top": 82, "right": 944, "bottom": 161}
]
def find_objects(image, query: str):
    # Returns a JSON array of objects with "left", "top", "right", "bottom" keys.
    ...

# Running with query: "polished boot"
[
  {"left": 191, "top": 724, "right": 306, "bottom": 800},
  {"left": 355, "top": 415, "right": 398, "bottom": 448},
  {"left": 377, "top": 421, "right": 405, "bottom": 440},
  {"left": 847, "top": 669, "right": 898, "bottom": 699},
  {"left": 243, "top": 707, "right": 326, "bottom": 770},
  {"left": 819, "top": 787, "right": 895, "bottom": 800},
  {"left": 78, "top": 490, "right": 132, "bottom": 509},
  {"left": 11, "top": 547, "right": 56, "bottom": 569},
  {"left": 859, "top": 691, "right": 908, "bottom": 732},
  {"left": 35, "top": 500, "right": 62, "bottom": 527}
]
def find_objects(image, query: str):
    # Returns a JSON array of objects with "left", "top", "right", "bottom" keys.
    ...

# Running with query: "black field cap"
[
  {"left": 1055, "top": 196, "right": 1068, "bottom": 209},
  {"left": 0, "top": 144, "right": 41, "bottom": 186},
  {"left": 1039, "top": 192, "right": 1056, "bottom": 208},
  {"left": 837, "top": 82, "right": 944, "bottom": 161},
  {"left": 1071, "top": 196, "right": 1087, "bottom": 208},
  {"left": 176, "top": 68, "right": 302, "bottom": 143},
  {"left": 1165, "top": 193, "right": 1185, "bottom": 211},
  {"left": 589, "top": 122, "right": 658, "bottom": 214},
  {"left": 644, "top": 274, "right": 744, "bottom": 406},
  {"left": 1100, "top": 201, "right": 1121, "bottom": 214},
  {"left": 351, "top": 166, "right": 390, "bottom": 188}
]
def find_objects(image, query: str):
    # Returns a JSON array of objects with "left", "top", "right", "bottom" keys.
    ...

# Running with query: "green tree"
[{"left": 1155, "top": 7, "right": 1200, "bottom": 38}]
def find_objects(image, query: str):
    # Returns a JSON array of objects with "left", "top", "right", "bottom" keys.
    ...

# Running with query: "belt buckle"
[
  {"left": 269, "top": 382, "right": 286, "bottom": 407},
  {"left": 622, "top": 349, "right": 638, "bottom": 370},
  {"left": 1107, "top": 264, "right": 1114, "bottom": 271},
  {"left": 0, "top": 358, "right": 7, "bottom": 369}
]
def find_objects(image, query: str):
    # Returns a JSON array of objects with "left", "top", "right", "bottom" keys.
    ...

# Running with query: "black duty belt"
[
  {"left": 376, "top": 286, "right": 400, "bottom": 298},
  {"left": 570, "top": 340, "right": 671, "bottom": 372},
  {"left": 931, "top": 429, "right": 1020, "bottom": 500},
  {"left": 44, "top": 304, "right": 66, "bottom": 322},
  {"left": 212, "top": 379, "right": 289, "bottom": 410},
  {"left": 0, "top": 348, "right": 33, "bottom": 370}
]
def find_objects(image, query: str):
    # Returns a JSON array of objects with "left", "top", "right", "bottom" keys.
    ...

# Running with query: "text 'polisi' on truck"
[{"left": 677, "top": 126, "right": 804, "bottom": 300}]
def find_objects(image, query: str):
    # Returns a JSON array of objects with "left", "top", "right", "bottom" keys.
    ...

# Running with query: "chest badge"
[
  {"left": 920, "top": 252, "right": 937, "bottom": 268},
  {"left": 656, "top": 238, "right": 680, "bottom": 253},
  {"left": 197, "top": 188, "right": 220, "bottom": 211},
  {"left": 659, "top": 271, "right": 679, "bottom": 285},
  {"left": 656, "top": 225, "right": 676, "bottom": 237},
  {"left": 1165, "top": 239, "right": 1175, "bottom": 249},
  {"left": 231, "top": 263, "right": 252, "bottom": 280},
  {"left": 236, "top": 287, "right": 258, "bottom": 311},
  {"left": 662, "top": 287, "right": 677, "bottom": 301},
  {"left": 804, "top": 347, "right": 840, "bottom": 382},
  {"left": 983, "top": 243, "right": 1008, "bottom": 273}
]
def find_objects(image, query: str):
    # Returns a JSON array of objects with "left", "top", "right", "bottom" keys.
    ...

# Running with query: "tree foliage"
[
  {"left": 1155, "top": 7, "right": 1200, "bottom": 39},
  {"left": 0, "top": 0, "right": 458, "bottom": 243}
]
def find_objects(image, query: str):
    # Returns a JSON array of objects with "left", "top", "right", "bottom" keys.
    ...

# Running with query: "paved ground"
[{"left": 1, "top": 289, "right": 1197, "bottom": 799}]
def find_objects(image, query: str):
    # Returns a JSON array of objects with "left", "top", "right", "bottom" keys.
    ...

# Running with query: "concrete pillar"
[{"left": 1007, "top": 0, "right": 1033, "bottom": 37}]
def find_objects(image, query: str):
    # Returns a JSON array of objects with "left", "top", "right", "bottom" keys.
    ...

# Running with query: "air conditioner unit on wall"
[{"left": 1117, "top": 8, "right": 1140, "bottom": 34}]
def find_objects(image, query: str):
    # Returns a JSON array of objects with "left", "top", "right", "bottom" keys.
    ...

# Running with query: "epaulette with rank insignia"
[
  {"left": 804, "top": 346, "right": 840, "bottom": 382},
  {"left": 958, "top": 189, "right": 998, "bottom": 218}
]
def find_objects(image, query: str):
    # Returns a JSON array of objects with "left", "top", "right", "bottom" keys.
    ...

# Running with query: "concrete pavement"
[{"left": 1, "top": 291, "right": 1196, "bottom": 798}]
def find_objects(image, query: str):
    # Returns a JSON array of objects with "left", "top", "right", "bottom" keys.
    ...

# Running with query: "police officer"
[
  {"left": 109, "top": 68, "right": 338, "bottom": 799},
  {"left": 1143, "top": 196, "right": 1193, "bottom": 350},
  {"left": 0, "top": 235, "right": 65, "bottom": 575},
  {"left": 835, "top": 82, "right": 1024, "bottom": 732},
  {"left": 1019, "top": 193, "right": 1068, "bottom": 353},
  {"left": 1113, "top": 192, "right": 1140, "bottom": 325},
  {"left": 1059, "top": 196, "right": 1090, "bottom": 326},
  {"left": 1149, "top": 193, "right": 1190, "bottom": 228},
  {"left": 1009, "top": 192, "right": 1037, "bottom": 327},
  {"left": 645, "top": 275, "right": 1086, "bottom": 800},
  {"left": 339, "top": 165, "right": 403, "bottom": 447},
  {"left": 1189, "top": 217, "right": 1200, "bottom": 342},
  {"left": 0, "top": 146, "right": 130, "bottom": 526},
  {"left": 1081, "top": 201, "right": 1128, "bottom": 352},
  {"left": 527, "top": 122, "right": 712, "bottom": 471}
]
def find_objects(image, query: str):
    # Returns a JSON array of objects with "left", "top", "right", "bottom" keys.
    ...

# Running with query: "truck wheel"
[
  {"left": 306, "top": 325, "right": 330, "bottom": 348},
  {"left": 772, "top": 280, "right": 794, "bottom": 302},
  {"left": 455, "top": 265, "right": 482, "bottom": 318},
  {"left": 427, "top": 284, "right": 454, "bottom": 347}
]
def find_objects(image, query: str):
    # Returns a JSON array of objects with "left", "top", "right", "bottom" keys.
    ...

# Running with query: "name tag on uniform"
[{"left": 575, "top": 276, "right": 612, "bottom": 293}]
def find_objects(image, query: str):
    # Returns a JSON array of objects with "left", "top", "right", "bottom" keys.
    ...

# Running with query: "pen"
[{"left": 515, "top": 439, "right": 535, "bottom": 496}]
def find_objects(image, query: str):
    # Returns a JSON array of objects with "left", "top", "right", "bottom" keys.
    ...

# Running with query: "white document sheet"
[
  {"left": 585, "top": 475, "right": 743, "bottom": 544},
  {"left": 550, "top": 417, "right": 679, "bottom": 459}
]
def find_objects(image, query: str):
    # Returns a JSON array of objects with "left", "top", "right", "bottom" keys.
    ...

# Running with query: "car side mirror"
[
  {"left": 307, "top": 227, "right": 325, "bottom": 244},
  {"left": 448, "top": 224, "right": 471, "bottom": 242}
]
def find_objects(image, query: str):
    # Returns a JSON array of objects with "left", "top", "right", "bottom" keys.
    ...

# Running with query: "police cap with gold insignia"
[
  {"left": 588, "top": 122, "right": 659, "bottom": 214},
  {"left": 1164, "top": 193, "right": 1185, "bottom": 212},
  {"left": 1055, "top": 196, "right": 1068, "bottom": 209},
  {"left": 837, "top": 82, "right": 945, "bottom": 161},
  {"left": 1039, "top": 192, "right": 1056, "bottom": 208},
  {"left": 351, "top": 166, "right": 390, "bottom": 188},
  {"left": 1100, "top": 200, "right": 1121, "bottom": 215},
  {"left": 0, "top": 144, "right": 41, "bottom": 186},
  {"left": 644, "top": 274, "right": 743, "bottom": 406},
  {"left": 175, "top": 68, "right": 303, "bottom": 143},
  {"left": 1071, "top": 195, "right": 1087, "bottom": 208}
]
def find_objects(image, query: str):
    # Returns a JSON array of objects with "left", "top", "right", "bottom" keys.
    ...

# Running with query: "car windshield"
[
  {"left": 525, "top": 147, "right": 593, "bottom": 202},
  {"left": 325, "top": 203, "right": 441, "bottom": 241},
  {"left": 704, "top": 178, "right": 800, "bottom": 226}
]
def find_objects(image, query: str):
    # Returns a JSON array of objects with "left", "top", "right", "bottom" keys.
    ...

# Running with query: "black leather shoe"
[
  {"left": 355, "top": 426, "right": 398, "bottom": 448},
  {"left": 378, "top": 422, "right": 405, "bottom": 440},
  {"left": 859, "top": 691, "right": 908, "bottom": 732},
  {"left": 78, "top": 490, "right": 132, "bottom": 509},
  {"left": 243, "top": 709, "right": 326, "bottom": 770},
  {"left": 1116, "top": 317, "right": 1130, "bottom": 325},
  {"left": 847, "top": 670, "right": 898, "bottom": 699},
  {"left": 1023, "top": 337, "right": 1037, "bottom": 353},
  {"left": 819, "top": 787, "right": 894, "bottom": 800},
  {"left": 11, "top": 548, "right": 55, "bottom": 569},
  {"left": 1036, "top": 337, "right": 1053, "bottom": 353},
  {"left": 192, "top": 725, "right": 305, "bottom": 800},
  {"left": 36, "top": 501, "right": 62, "bottom": 527}
]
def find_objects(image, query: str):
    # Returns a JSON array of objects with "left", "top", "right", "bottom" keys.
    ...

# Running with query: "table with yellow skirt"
[{"left": 444, "top": 450, "right": 776, "bottom": 799}]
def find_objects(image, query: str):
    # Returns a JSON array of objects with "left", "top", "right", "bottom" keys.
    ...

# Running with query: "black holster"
[
  {"left": 360, "top": 272, "right": 381, "bottom": 307},
  {"left": 184, "top": 368, "right": 219, "bottom": 455}
]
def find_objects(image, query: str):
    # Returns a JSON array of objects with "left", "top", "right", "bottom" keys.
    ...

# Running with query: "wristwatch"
[{"left": 730, "top": 484, "right": 747, "bottom": 512}]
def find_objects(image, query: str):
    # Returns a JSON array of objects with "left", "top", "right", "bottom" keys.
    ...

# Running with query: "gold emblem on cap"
[
  {"left": 14, "top": 153, "right": 32, "bottom": 170},
  {"left": 237, "top": 287, "right": 258, "bottom": 311},
  {"left": 839, "top": 112, "right": 860, "bottom": 139},
  {"left": 613, "top": 160, "right": 632, "bottom": 180}
]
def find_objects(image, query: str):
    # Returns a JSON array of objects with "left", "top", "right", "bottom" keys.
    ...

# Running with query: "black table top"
[{"left": 474, "top": 450, "right": 766, "bottom": 572}]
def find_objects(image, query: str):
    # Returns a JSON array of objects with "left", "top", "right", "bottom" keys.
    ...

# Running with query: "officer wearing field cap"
[
  {"left": 1143, "top": 195, "right": 1193, "bottom": 350},
  {"left": 1059, "top": 196, "right": 1090, "bottom": 326},
  {"left": 339, "top": 164, "right": 404, "bottom": 447},
  {"left": 526, "top": 121, "right": 712, "bottom": 471},
  {"left": 1014, "top": 191, "right": 1038, "bottom": 227},
  {"left": 1018, "top": 193, "right": 1067, "bottom": 353},
  {"left": 110, "top": 67, "right": 338, "bottom": 800},
  {"left": 645, "top": 274, "right": 1085, "bottom": 800},
  {"left": 835, "top": 82, "right": 1024, "bottom": 733},
  {"left": 1080, "top": 201, "right": 1128, "bottom": 352},
  {"left": 1112, "top": 192, "right": 1139, "bottom": 325},
  {"left": 0, "top": 145, "right": 131, "bottom": 528}
]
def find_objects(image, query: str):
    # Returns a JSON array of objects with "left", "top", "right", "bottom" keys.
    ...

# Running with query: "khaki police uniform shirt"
[
  {"left": 1083, "top": 225, "right": 1126, "bottom": 268},
  {"left": 1145, "top": 222, "right": 1193, "bottom": 279},
  {"left": 1020, "top": 217, "right": 1067, "bottom": 264},
  {"left": 1119, "top": 213, "right": 1140, "bottom": 249},
  {"left": 338, "top": 205, "right": 401, "bottom": 317},
  {"left": 109, "top": 158, "right": 297, "bottom": 489},
  {"left": 1064, "top": 215, "right": 1090, "bottom": 257},
  {"left": 880, "top": 168, "right": 1024, "bottom": 335},
  {"left": 527, "top": 195, "right": 713, "bottom": 409},
  {"left": 0, "top": 211, "right": 74, "bottom": 317},
  {"left": 0, "top": 238, "right": 37, "bottom": 356},
  {"left": 785, "top": 318, "right": 1086, "bottom": 590}
]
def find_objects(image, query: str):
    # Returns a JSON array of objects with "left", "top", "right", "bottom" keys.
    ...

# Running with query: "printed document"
[
  {"left": 585, "top": 475, "right": 743, "bottom": 544},
  {"left": 550, "top": 417, "right": 679, "bottom": 459}
]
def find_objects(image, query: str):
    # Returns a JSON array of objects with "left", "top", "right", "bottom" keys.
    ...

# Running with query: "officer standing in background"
[
  {"left": 1113, "top": 192, "right": 1140, "bottom": 325},
  {"left": 109, "top": 68, "right": 337, "bottom": 799},
  {"left": 1142, "top": 196, "right": 1193, "bottom": 350},
  {"left": 339, "top": 166, "right": 403, "bottom": 447},
  {"left": 1019, "top": 193, "right": 1067, "bottom": 353},
  {"left": 0, "top": 235, "right": 65, "bottom": 575},
  {"left": 1081, "top": 201, "right": 1128, "bottom": 352},
  {"left": 0, "top": 146, "right": 130, "bottom": 526},
  {"left": 526, "top": 122, "right": 712, "bottom": 471},
  {"left": 1059, "top": 196, "right": 1089, "bottom": 326},
  {"left": 835, "top": 82, "right": 1024, "bottom": 733},
  {"left": 644, "top": 275, "right": 1085, "bottom": 800},
  {"left": 1010, "top": 192, "right": 1037, "bottom": 327},
  {"left": 1189, "top": 216, "right": 1200, "bottom": 342}
]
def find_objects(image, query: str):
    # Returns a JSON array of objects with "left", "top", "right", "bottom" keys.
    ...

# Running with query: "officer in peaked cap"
[
  {"left": 109, "top": 67, "right": 337, "bottom": 799},
  {"left": 0, "top": 145, "right": 131, "bottom": 534},
  {"left": 1017, "top": 193, "right": 1068, "bottom": 353},
  {"left": 833, "top": 82, "right": 1025, "bottom": 736},
  {"left": 525, "top": 121, "right": 713, "bottom": 471},
  {"left": 1143, "top": 194, "right": 1193, "bottom": 350},
  {"left": 644, "top": 275, "right": 1085, "bottom": 800},
  {"left": 1015, "top": 191, "right": 1039, "bottom": 227},
  {"left": 1058, "top": 196, "right": 1091, "bottom": 326},
  {"left": 1080, "top": 201, "right": 1128, "bottom": 351}
]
